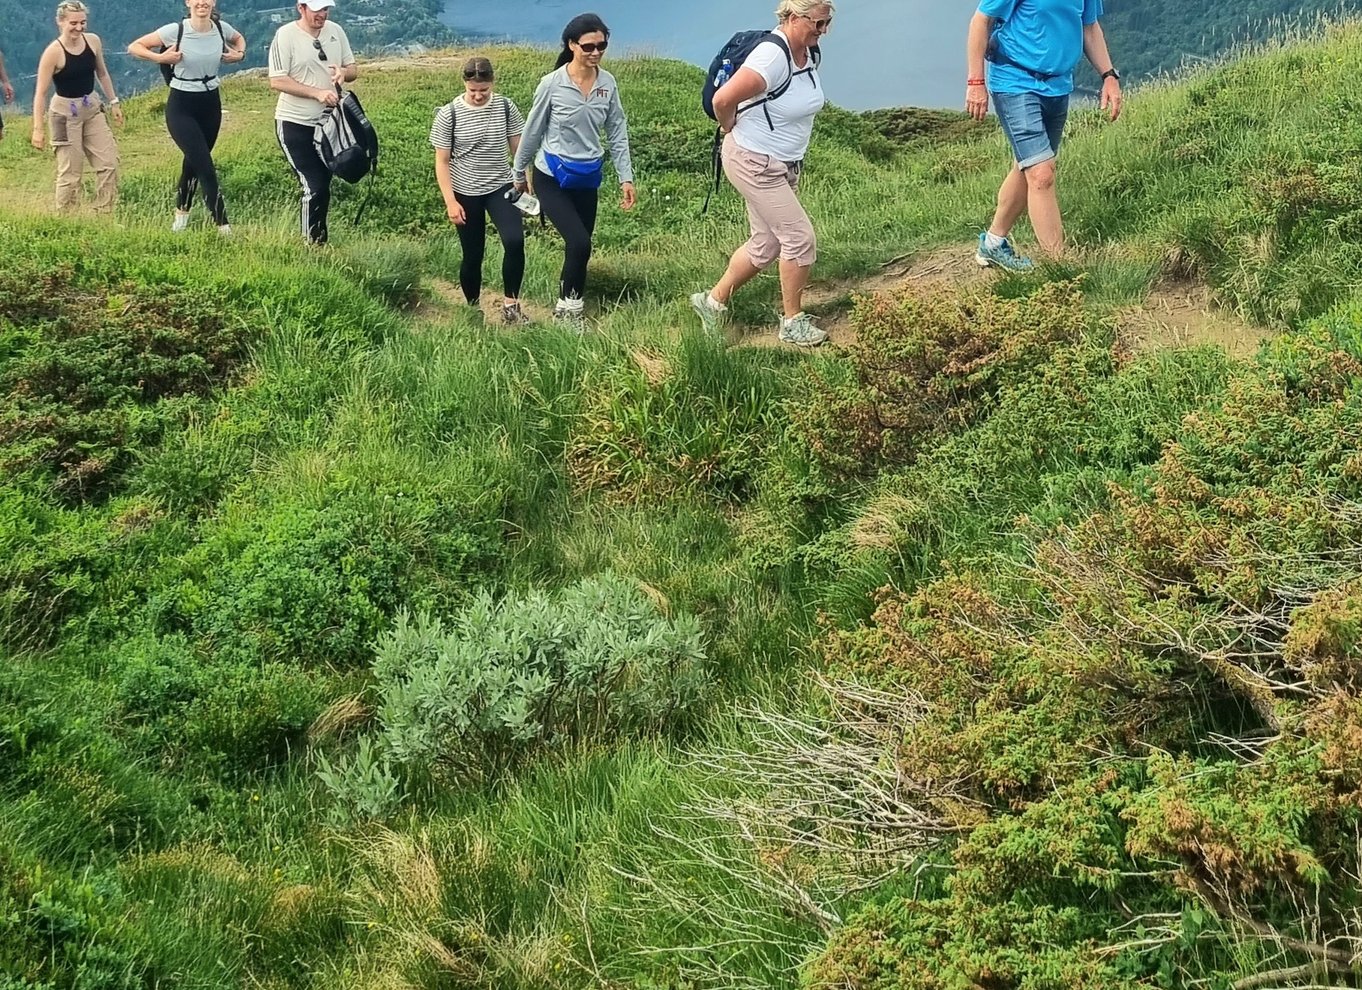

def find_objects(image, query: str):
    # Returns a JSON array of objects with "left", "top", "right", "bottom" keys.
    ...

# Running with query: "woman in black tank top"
[{"left": 29, "top": 1, "right": 123, "bottom": 213}]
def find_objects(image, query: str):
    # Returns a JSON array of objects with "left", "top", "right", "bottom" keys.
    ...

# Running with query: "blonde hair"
[
  {"left": 775, "top": 0, "right": 834, "bottom": 20},
  {"left": 55, "top": 0, "right": 87, "bottom": 18}
]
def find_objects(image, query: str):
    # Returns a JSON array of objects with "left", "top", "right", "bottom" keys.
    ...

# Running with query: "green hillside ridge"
[{"left": 3, "top": 23, "right": 1362, "bottom": 990}]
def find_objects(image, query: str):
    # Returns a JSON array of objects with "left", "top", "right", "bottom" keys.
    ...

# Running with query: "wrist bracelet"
[{"left": 967, "top": 78, "right": 985, "bottom": 86}]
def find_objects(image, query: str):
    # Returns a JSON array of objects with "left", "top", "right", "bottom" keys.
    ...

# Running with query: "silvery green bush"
[{"left": 370, "top": 574, "right": 708, "bottom": 782}]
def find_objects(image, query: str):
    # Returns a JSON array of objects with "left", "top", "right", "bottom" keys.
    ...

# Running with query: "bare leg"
[
  {"left": 778, "top": 259, "right": 812, "bottom": 318},
  {"left": 988, "top": 163, "right": 1028, "bottom": 239},
  {"left": 1025, "top": 160, "right": 1063, "bottom": 257},
  {"left": 710, "top": 247, "right": 763, "bottom": 306}
]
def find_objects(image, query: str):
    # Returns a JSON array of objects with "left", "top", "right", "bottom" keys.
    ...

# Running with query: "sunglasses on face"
[
  {"left": 312, "top": 38, "right": 327, "bottom": 61},
  {"left": 575, "top": 41, "right": 608, "bottom": 54},
  {"left": 798, "top": 13, "right": 833, "bottom": 30}
]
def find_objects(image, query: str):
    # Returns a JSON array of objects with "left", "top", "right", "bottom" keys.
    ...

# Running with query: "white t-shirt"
[
  {"left": 731, "top": 30, "right": 826, "bottom": 163},
  {"left": 269, "top": 21, "right": 355, "bottom": 126},
  {"left": 158, "top": 20, "right": 241, "bottom": 92}
]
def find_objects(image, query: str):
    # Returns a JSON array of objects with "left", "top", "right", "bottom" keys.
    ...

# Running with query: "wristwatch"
[{"left": 1100, "top": 68, "right": 1120, "bottom": 82}]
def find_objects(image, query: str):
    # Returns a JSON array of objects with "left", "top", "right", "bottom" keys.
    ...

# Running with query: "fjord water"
[{"left": 439, "top": 0, "right": 974, "bottom": 110}]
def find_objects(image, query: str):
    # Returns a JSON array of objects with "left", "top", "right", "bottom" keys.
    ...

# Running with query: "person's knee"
[
  {"left": 1024, "top": 159, "right": 1057, "bottom": 192},
  {"left": 566, "top": 235, "right": 592, "bottom": 264}
]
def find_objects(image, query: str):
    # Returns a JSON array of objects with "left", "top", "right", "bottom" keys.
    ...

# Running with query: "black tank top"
[{"left": 53, "top": 41, "right": 96, "bottom": 98}]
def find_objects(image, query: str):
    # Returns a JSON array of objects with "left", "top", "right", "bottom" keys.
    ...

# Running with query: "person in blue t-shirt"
[{"left": 964, "top": 0, "right": 1122, "bottom": 271}]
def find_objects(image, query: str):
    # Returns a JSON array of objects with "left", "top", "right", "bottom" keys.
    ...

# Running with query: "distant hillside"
[
  {"left": 1094, "top": 0, "right": 1348, "bottom": 83},
  {"left": 0, "top": 0, "right": 452, "bottom": 100}
]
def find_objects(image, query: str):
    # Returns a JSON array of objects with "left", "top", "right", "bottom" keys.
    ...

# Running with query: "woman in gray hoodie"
[{"left": 513, "top": 12, "right": 635, "bottom": 330}]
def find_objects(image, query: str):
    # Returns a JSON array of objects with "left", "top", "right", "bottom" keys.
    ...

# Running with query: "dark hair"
[
  {"left": 554, "top": 12, "right": 610, "bottom": 69},
  {"left": 462, "top": 56, "right": 494, "bottom": 81}
]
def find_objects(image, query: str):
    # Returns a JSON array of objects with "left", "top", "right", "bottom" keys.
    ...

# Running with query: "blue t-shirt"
[{"left": 978, "top": 0, "right": 1103, "bottom": 97}]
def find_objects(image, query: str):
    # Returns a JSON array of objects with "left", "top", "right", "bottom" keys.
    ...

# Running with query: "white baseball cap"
[{"left": 300, "top": 0, "right": 335, "bottom": 9}]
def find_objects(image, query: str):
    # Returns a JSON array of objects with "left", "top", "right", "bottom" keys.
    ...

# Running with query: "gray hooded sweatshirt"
[{"left": 513, "top": 65, "right": 634, "bottom": 185}]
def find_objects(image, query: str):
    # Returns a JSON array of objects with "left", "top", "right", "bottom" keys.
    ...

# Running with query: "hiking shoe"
[
  {"left": 553, "top": 305, "right": 587, "bottom": 334},
  {"left": 975, "top": 232, "right": 1034, "bottom": 272},
  {"left": 502, "top": 302, "right": 531, "bottom": 326},
  {"left": 777, "top": 312, "right": 827, "bottom": 348},
  {"left": 689, "top": 291, "right": 727, "bottom": 336},
  {"left": 171, "top": 211, "right": 191, "bottom": 233}
]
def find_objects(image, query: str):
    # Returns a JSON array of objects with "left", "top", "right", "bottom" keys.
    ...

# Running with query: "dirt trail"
[{"left": 732, "top": 245, "right": 1270, "bottom": 358}]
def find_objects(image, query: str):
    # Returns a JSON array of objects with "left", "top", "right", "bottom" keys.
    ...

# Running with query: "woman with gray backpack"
[
  {"left": 430, "top": 56, "right": 532, "bottom": 325},
  {"left": 129, "top": 0, "right": 246, "bottom": 234}
]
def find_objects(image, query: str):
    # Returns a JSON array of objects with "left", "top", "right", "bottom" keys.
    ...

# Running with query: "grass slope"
[{"left": 2, "top": 24, "right": 1362, "bottom": 990}]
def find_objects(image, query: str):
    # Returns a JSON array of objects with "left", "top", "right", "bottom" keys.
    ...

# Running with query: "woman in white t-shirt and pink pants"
[{"left": 691, "top": 0, "right": 833, "bottom": 348}]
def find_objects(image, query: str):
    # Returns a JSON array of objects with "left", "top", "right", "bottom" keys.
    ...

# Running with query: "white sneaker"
[
  {"left": 217, "top": 224, "right": 232, "bottom": 237},
  {"left": 777, "top": 312, "right": 827, "bottom": 348},
  {"left": 171, "top": 211, "right": 191, "bottom": 233},
  {"left": 553, "top": 300, "right": 587, "bottom": 334},
  {"left": 689, "top": 291, "right": 727, "bottom": 336}
]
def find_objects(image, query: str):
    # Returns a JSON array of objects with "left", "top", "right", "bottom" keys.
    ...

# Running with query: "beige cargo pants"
[{"left": 48, "top": 94, "right": 119, "bottom": 213}]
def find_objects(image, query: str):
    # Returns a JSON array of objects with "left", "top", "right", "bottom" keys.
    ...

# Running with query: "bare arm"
[
  {"left": 711, "top": 66, "right": 767, "bottom": 133},
  {"left": 965, "top": 12, "right": 994, "bottom": 120},
  {"left": 0, "top": 50, "right": 13, "bottom": 103},
  {"left": 31, "top": 43, "right": 58, "bottom": 143},
  {"left": 87, "top": 35, "right": 120, "bottom": 107},
  {"left": 1083, "top": 21, "right": 1122, "bottom": 121},
  {"left": 223, "top": 29, "right": 247, "bottom": 64},
  {"left": 433, "top": 147, "right": 463, "bottom": 222},
  {"left": 129, "top": 29, "right": 176, "bottom": 63}
]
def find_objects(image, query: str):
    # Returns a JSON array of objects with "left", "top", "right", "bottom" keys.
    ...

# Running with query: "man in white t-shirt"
[
  {"left": 269, "top": 0, "right": 357, "bottom": 244},
  {"left": 689, "top": 0, "right": 833, "bottom": 348}
]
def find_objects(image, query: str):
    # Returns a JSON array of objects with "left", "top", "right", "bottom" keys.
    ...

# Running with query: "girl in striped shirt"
[{"left": 430, "top": 56, "right": 529, "bottom": 325}]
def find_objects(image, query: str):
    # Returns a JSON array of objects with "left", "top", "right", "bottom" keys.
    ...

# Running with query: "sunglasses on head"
[
  {"left": 798, "top": 13, "right": 833, "bottom": 29},
  {"left": 575, "top": 41, "right": 608, "bottom": 54},
  {"left": 463, "top": 68, "right": 493, "bottom": 81},
  {"left": 312, "top": 38, "right": 328, "bottom": 61}
]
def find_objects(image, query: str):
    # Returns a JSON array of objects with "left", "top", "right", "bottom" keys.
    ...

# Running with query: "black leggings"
[
  {"left": 276, "top": 119, "right": 332, "bottom": 244},
  {"left": 166, "top": 88, "right": 227, "bottom": 226},
  {"left": 454, "top": 184, "right": 525, "bottom": 302},
  {"left": 534, "top": 167, "right": 598, "bottom": 301}
]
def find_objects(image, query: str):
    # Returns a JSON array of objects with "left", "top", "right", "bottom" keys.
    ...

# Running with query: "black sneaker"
[{"left": 502, "top": 302, "right": 531, "bottom": 325}]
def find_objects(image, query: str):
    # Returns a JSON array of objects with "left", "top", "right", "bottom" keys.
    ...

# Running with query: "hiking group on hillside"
[{"left": 14, "top": 0, "right": 1123, "bottom": 346}]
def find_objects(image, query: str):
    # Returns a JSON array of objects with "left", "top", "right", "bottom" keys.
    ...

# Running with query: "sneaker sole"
[
  {"left": 975, "top": 251, "right": 1033, "bottom": 273},
  {"left": 778, "top": 334, "right": 827, "bottom": 348}
]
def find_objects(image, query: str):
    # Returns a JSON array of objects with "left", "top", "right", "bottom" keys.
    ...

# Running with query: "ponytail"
[{"left": 553, "top": 12, "right": 610, "bottom": 70}]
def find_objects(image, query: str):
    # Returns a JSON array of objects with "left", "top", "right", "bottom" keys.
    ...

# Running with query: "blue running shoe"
[{"left": 975, "top": 232, "right": 1034, "bottom": 272}]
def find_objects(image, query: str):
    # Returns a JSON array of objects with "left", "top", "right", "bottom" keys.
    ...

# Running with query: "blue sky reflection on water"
[{"left": 439, "top": 0, "right": 976, "bottom": 110}]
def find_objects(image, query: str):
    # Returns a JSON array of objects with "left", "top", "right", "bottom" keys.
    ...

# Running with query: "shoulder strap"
[
  {"left": 447, "top": 100, "right": 456, "bottom": 153},
  {"left": 168, "top": 19, "right": 186, "bottom": 80},
  {"left": 214, "top": 14, "right": 227, "bottom": 51},
  {"left": 764, "top": 32, "right": 795, "bottom": 100}
]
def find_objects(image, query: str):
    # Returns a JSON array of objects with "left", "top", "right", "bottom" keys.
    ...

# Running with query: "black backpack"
[
  {"left": 314, "top": 88, "right": 380, "bottom": 223},
  {"left": 159, "top": 14, "right": 228, "bottom": 86},
  {"left": 701, "top": 30, "right": 819, "bottom": 128},
  {"left": 699, "top": 31, "right": 821, "bottom": 213}
]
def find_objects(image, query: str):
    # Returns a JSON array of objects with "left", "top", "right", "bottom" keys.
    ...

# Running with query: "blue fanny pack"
[{"left": 544, "top": 153, "right": 604, "bottom": 190}]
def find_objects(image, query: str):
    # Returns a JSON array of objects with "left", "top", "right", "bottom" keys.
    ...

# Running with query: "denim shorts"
[{"left": 992, "top": 90, "right": 1070, "bottom": 169}]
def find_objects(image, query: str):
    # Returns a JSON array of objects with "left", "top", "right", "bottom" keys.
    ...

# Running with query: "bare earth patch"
[{"left": 1114, "top": 279, "right": 1272, "bottom": 360}]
